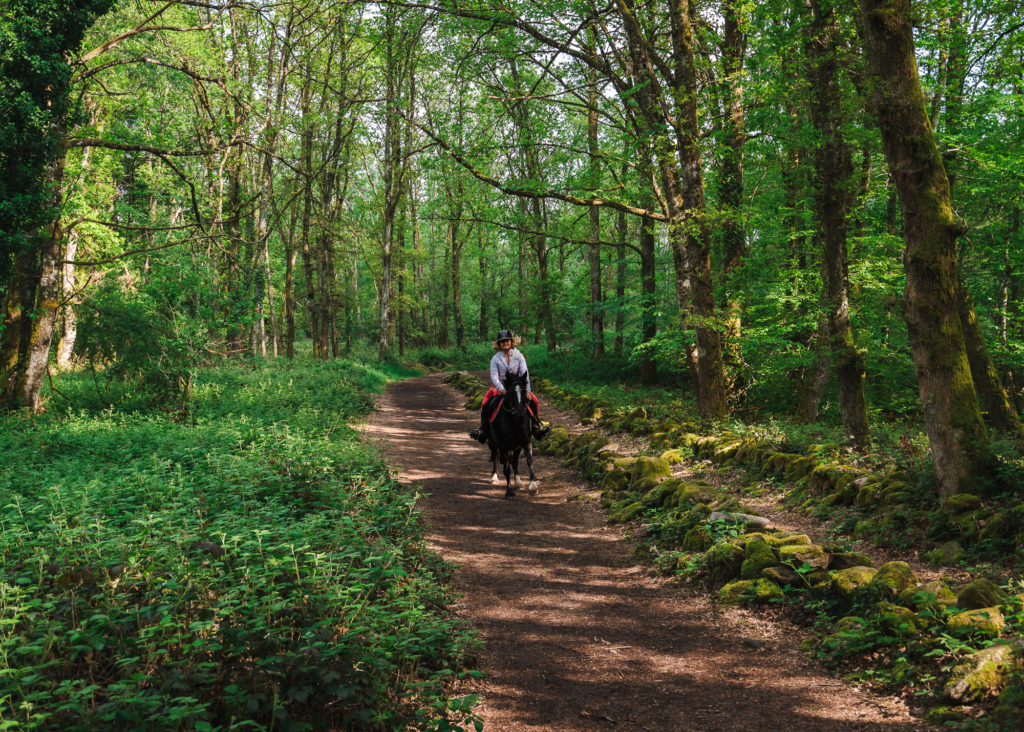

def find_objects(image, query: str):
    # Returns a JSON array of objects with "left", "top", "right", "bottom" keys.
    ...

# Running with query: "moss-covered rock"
[
  {"left": 829, "top": 566, "right": 878, "bottom": 602},
  {"left": 761, "top": 564, "right": 802, "bottom": 586},
  {"left": 682, "top": 526, "right": 712, "bottom": 552},
  {"left": 786, "top": 456, "right": 814, "bottom": 480},
  {"left": 943, "top": 493, "right": 982, "bottom": 514},
  {"left": 852, "top": 519, "right": 876, "bottom": 539},
  {"left": 544, "top": 425, "right": 570, "bottom": 448},
  {"left": 944, "top": 643, "right": 1021, "bottom": 702},
  {"left": 672, "top": 483, "right": 717, "bottom": 509},
  {"left": 923, "top": 707, "right": 969, "bottom": 725},
  {"left": 827, "top": 551, "right": 876, "bottom": 571},
  {"left": 707, "top": 542, "right": 745, "bottom": 585},
  {"left": 642, "top": 482, "right": 680, "bottom": 509},
  {"left": 899, "top": 580, "right": 957, "bottom": 612},
  {"left": 957, "top": 578, "right": 1009, "bottom": 610},
  {"left": 609, "top": 500, "right": 645, "bottom": 524},
  {"left": 612, "top": 456, "right": 638, "bottom": 472},
  {"left": 631, "top": 456, "right": 671, "bottom": 483},
  {"left": 876, "top": 601, "right": 925, "bottom": 635},
  {"left": 869, "top": 561, "right": 918, "bottom": 597},
  {"left": 948, "top": 509, "right": 987, "bottom": 539},
  {"left": 660, "top": 448, "right": 685, "bottom": 465},
  {"left": 740, "top": 532, "right": 775, "bottom": 547},
  {"left": 740, "top": 539, "right": 778, "bottom": 580},
  {"left": 778, "top": 543, "right": 829, "bottom": 569},
  {"left": 923, "top": 540, "right": 964, "bottom": 566},
  {"left": 820, "top": 615, "right": 871, "bottom": 655},
  {"left": 837, "top": 615, "right": 868, "bottom": 632},
  {"left": 946, "top": 607, "right": 1005, "bottom": 638},
  {"left": 769, "top": 532, "right": 811, "bottom": 547},
  {"left": 978, "top": 510, "right": 1019, "bottom": 545},
  {"left": 719, "top": 578, "right": 784, "bottom": 606},
  {"left": 853, "top": 477, "right": 883, "bottom": 507},
  {"left": 599, "top": 469, "right": 631, "bottom": 493}
]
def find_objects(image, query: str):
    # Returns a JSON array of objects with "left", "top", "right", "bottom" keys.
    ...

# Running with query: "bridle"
[{"left": 500, "top": 376, "right": 527, "bottom": 418}]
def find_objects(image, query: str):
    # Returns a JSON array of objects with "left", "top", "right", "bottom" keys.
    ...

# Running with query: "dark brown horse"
[{"left": 485, "top": 371, "right": 537, "bottom": 499}]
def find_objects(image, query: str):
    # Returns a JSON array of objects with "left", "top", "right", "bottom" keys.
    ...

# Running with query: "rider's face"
[{"left": 499, "top": 339, "right": 511, "bottom": 350}]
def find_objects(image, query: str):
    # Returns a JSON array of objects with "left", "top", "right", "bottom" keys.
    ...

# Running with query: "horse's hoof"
[
  {"left": 514, "top": 476, "right": 523, "bottom": 489},
  {"left": 505, "top": 493, "right": 516, "bottom": 500},
  {"left": 490, "top": 474, "right": 500, "bottom": 485},
  {"left": 527, "top": 481, "right": 537, "bottom": 495}
]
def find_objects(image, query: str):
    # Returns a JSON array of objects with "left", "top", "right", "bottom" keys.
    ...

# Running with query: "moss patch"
[
  {"left": 719, "top": 578, "right": 784, "bottom": 606},
  {"left": 944, "top": 643, "right": 1021, "bottom": 702}
]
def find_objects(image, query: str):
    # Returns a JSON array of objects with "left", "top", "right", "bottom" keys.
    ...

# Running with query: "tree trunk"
[
  {"left": 285, "top": 243, "right": 297, "bottom": 359},
  {"left": 479, "top": 235, "right": 488, "bottom": 340},
  {"left": 956, "top": 275, "right": 1021, "bottom": 434},
  {"left": 720, "top": 0, "right": 747, "bottom": 399},
  {"left": 9, "top": 154, "right": 66, "bottom": 411},
  {"left": 299, "top": 81, "right": 319, "bottom": 356},
  {"left": 806, "top": 0, "right": 870, "bottom": 447},
  {"left": 587, "top": 56, "right": 604, "bottom": 358},
  {"left": 860, "top": 0, "right": 988, "bottom": 497},
  {"left": 796, "top": 316, "right": 832, "bottom": 423},
  {"left": 657, "top": 0, "right": 727, "bottom": 418},
  {"left": 614, "top": 204, "right": 627, "bottom": 359},
  {"left": 55, "top": 230, "right": 79, "bottom": 369}
]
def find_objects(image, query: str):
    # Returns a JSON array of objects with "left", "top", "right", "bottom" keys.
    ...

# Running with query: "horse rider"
[{"left": 469, "top": 329, "right": 551, "bottom": 444}]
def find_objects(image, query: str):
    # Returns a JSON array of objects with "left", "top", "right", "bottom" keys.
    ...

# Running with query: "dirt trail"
[{"left": 362, "top": 374, "right": 921, "bottom": 731}]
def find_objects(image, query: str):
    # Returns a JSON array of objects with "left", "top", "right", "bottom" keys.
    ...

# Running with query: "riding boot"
[
  {"left": 530, "top": 412, "right": 551, "bottom": 440},
  {"left": 469, "top": 411, "right": 489, "bottom": 443}
]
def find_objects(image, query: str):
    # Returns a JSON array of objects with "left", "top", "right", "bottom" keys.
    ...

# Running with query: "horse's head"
[{"left": 501, "top": 371, "right": 529, "bottom": 418}]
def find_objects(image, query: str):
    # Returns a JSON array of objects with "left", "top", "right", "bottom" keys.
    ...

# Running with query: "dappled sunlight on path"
[{"left": 362, "top": 374, "right": 920, "bottom": 731}]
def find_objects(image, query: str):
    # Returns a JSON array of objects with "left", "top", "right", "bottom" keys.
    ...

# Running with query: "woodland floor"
[{"left": 361, "top": 373, "right": 929, "bottom": 731}]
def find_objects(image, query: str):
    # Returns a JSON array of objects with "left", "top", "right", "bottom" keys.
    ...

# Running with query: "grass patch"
[{"left": 1, "top": 359, "right": 479, "bottom": 730}]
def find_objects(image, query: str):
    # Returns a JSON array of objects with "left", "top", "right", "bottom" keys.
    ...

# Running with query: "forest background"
[
  {"left": 3, "top": 0, "right": 1024, "bottom": 495},
  {"left": 3, "top": 0, "right": 1024, "bottom": 726}
]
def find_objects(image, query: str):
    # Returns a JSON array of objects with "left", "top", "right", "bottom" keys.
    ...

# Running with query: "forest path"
[{"left": 361, "top": 373, "right": 920, "bottom": 731}]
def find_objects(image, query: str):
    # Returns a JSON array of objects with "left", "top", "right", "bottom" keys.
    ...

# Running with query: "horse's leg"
[
  {"left": 525, "top": 441, "right": 537, "bottom": 495},
  {"left": 503, "top": 454, "right": 515, "bottom": 499},
  {"left": 512, "top": 447, "right": 523, "bottom": 490},
  {"left": 490, "top": 444, "right": 500, "bottom": 485}
]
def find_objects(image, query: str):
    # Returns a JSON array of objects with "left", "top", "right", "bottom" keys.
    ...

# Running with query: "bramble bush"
[{"left": 0, "top": 359, "right": 479, "bottom": 730}]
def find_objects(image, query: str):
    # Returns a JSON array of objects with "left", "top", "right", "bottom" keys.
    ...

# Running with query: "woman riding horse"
[{"left": 469, "top": 329, "right": 550, "bottom": 444}]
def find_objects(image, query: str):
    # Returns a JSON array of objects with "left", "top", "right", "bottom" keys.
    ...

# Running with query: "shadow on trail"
[{"left": 367, "top": 375, "right": 918, "bottom": 731}]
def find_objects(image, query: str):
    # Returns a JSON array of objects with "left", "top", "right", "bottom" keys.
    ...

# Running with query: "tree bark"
[
  {"left": 806, "top": 0, "right": 870, "bottom": 447},
  {"left": 614, "top": 203, "right": 627, "bottom": 359},
  {"left": 55, "top": 230, "right": 79, "bottom": 369},
  {"left": 587, "top": 51, "right": 604, "bottom": 358},
  {"left": 956, "top": 274, "right": 1021, "bottom": 434},
  {"left": 860, "top": 0, "right": 988, "bottom": 497},
  {"left": 720, "top": 0, "right": 747, "bottom": 399}
]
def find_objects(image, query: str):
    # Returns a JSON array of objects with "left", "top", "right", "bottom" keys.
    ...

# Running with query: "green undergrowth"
[
  {"left": 523, "top": 374, "right": 1024, "bottom": 571},
  {"left": 0, "top": 359, "right": 480, "bottom": 731},
  {"left": 446, "top": 369, "right": 1024, "bottom": 726}
]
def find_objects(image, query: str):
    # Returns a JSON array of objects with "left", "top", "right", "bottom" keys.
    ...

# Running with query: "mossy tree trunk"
[
  {"left": 637, "top": 149, "right": 658, "bottom": 385},
  {"left": 613, "top": 201, "right": 627, "bottom": 359},
  {"left": 859, "top": 0, "right": 988, "bottom": 498},
  {"left": 927, "top": 4, "right": 1023, "bottom": 436},
  {"left": 956, "top": 275, "right": 1022, "bottom": 435},
  {"left": 719, "top": 0, "right": 747, "bottom": 402},
  {"left": 587, "top": 44, "right": 604, "bottom": 359},
  {"left": 667, "top": 0, "right": 727, "bottom": 419},
  {"left": 806, "top": 0, "right": 870, "bottom": 447}
]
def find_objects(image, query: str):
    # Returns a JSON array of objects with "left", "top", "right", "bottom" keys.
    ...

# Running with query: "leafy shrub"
[{"left": 0, "top": 360, "right": 478, "bottom": 730}]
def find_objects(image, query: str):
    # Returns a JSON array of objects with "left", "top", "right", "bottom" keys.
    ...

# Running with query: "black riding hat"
[{"left": 493, "top": 329, "right": 521, "bottom": 349}]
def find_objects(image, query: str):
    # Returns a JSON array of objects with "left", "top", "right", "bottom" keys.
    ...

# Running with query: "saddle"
[{"left": 483, "top": 392, "right": 537, "bottom": 423}]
